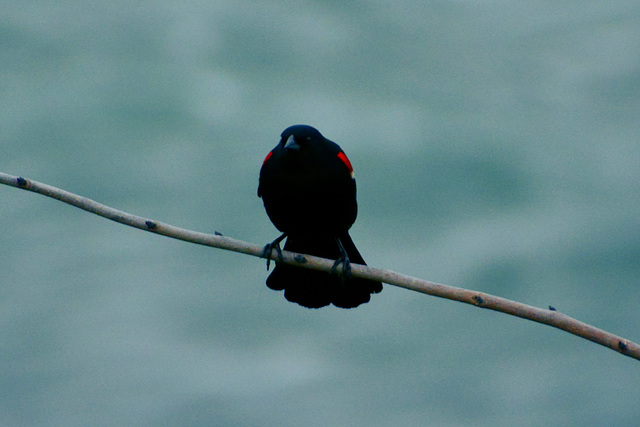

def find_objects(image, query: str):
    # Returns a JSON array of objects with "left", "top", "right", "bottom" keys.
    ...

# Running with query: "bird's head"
[{"left": 279, "top": 125, "right": 324, "bottom": 152}]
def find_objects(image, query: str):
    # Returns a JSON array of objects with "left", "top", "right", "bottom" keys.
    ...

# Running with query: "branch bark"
[{"left": 1, "top": 171, "right": 638, "bottom": 361}]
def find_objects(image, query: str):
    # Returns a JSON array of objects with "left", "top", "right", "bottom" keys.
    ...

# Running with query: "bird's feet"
[
  {"left": 330, "top": 238, "right": 352, "bottom": 282},
  {"left": 262, "top": 233, "right": 286, "bottom": 270}
]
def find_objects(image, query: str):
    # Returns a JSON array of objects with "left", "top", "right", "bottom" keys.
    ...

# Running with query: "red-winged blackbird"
[{"left": 258, "top": 125, "right": 382, "bottom": 308}]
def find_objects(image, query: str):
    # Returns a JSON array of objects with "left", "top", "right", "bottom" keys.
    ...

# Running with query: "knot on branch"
[
  {"left": 618, "top": 341, "right": 629, "bottom": 352},
  {"left": 472, "top": 294, "right": 486, "bottom": 306}
]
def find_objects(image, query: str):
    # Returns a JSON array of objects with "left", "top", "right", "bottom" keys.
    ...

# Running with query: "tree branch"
[{"left": 1, "top": 171, "right": 638, "bottom": 361}]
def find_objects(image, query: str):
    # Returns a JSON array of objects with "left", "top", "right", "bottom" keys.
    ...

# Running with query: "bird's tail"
[{"left": 266, "top": 232, "right": 382, "bottom": 309}]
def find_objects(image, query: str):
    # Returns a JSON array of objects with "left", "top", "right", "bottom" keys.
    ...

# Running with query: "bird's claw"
[
  {"left": 330, "top": 237, "right": 352, "bottom": 282},
  {"left": 262, "top": 233, "right": 286, "bottom": 270},
  {"left": 262, "top": 243, "right": 283, "bottom": 270},
  {"left": 330, "top": 256, "right": 352, "bottom": 282}
]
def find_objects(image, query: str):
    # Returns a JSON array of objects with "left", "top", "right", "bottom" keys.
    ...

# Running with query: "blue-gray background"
[{"left": 2, "top": 1, "right": 639, "bottom": 426}]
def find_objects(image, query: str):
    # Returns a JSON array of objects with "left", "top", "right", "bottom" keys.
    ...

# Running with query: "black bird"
[{"left": 258, "top": 125, "right": 382, "bottom": 308}]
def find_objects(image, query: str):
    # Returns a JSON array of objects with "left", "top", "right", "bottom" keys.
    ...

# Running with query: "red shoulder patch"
[
  {"left": 337, "top": 151, "right": 354, "bottom": 176},
  {"left": 262, "top": 150, "right": 274, "bottom": 165}
]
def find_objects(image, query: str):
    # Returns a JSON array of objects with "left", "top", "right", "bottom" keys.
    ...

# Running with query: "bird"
[{"left": 258, "top": 124, "right": 382, "bottom": 309}]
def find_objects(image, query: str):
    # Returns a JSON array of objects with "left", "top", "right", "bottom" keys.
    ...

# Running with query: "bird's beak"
[{"left": 284, "top": 135, "right": 301, "bottom": 151}]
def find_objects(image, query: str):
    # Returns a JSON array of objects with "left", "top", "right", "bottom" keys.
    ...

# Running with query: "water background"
[{"left": 2, "top": 1, "right": 639, "bottom": 426}]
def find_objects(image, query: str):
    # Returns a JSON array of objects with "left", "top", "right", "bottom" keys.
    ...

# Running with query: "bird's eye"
[{"left": 305, "top": 136, "right": 311, "bottom": 141}]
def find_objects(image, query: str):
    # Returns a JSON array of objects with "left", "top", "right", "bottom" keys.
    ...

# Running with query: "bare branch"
[{"left": 2, "top": 171, "right": 639, "bottom": 361}]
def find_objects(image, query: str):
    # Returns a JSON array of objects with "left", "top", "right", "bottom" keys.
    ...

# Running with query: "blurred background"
[{"left": 2, "top": 1, "right": 639, "bottom": 425}]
